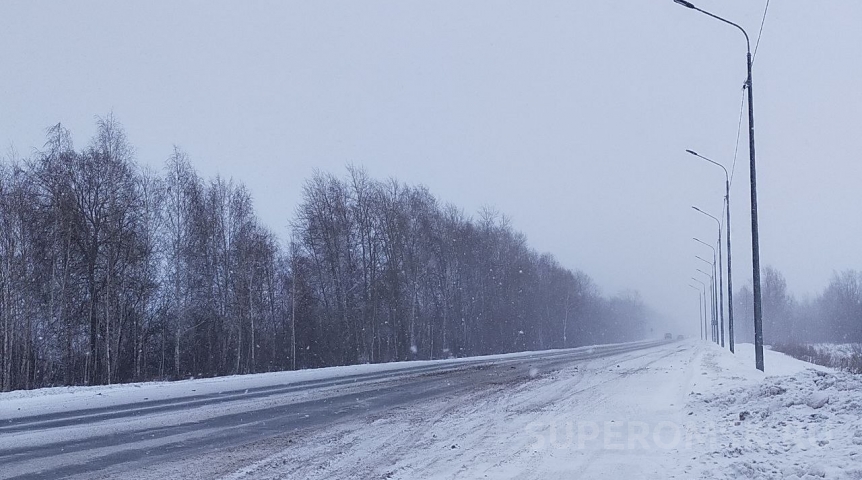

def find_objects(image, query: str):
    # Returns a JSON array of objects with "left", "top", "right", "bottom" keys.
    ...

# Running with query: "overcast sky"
[{"left": 2, "top": 0, "right": 860, "bottom": 335}]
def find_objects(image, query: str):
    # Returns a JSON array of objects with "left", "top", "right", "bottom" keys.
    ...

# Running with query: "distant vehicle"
[
  {"left": 677, "top": 335, "right": 685, "bottom": 340},
  {"left": 664, "top": 333, "right": 673, "bottom": 340}
]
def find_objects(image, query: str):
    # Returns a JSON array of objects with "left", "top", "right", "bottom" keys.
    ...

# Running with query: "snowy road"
[
  {"left": 4, "top": 340, "right": 859, "bottom": 479},
  {"left": 0, "top": 340, "right": 667, "bottom": 479}
]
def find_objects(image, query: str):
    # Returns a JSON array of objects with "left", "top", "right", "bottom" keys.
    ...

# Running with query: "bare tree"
[{"left": 2, "top": 120, "right": 666, "bottom": 391}]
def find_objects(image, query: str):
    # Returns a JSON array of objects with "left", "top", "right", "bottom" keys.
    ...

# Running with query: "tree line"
[
  {"left": 0, "top": 116, "right": 650, "bottom": 391},
  {"left": 733, "top": 266, "right": 862, "bottom": 345}
]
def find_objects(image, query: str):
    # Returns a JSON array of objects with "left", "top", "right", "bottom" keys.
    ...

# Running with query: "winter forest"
[
  {"left": 734, "top": 266, "right": 862, "bottom": 346},
  {"left": 0, "top": 116, "right": 654, "bottom": 391}
]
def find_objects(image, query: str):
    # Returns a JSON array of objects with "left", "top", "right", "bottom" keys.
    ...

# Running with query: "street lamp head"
[
  {"left": 686, "top": 149, "right": 698, "bottom": 156},
  {"left": 673, "top": 0, "right": 696, "bottom": 9},
  {"left": 692, "top": 205, "right": 702, "bottom": 213}
]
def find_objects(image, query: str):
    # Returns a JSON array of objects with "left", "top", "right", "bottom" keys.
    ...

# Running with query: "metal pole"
[
  {"left": 694, "top": 238, "right": 719, "bottom": 343},
  {"left": 705, "top": 289, "right": 709, "bottom": 342},
  {"left": 693, "top": 208, "right": 726, "bottom": 348},
  {"left": 712, "top": 268, "right": 717, "bottom": 343},
  {"left": 687, "top": 150, "right": 734, "bottom": 352},
  {"left": 725, "top": 180, "right": 734, "bottom": 352},
  {"left": 717, "top": 235, "right": 724, "bottom": 347},
  {"left": 712, "top": 252, "right": 718, "bottom": 343},
  {"left": 746, "top": 53, "right": 765, "bottom": 371},
  {"left": 709, "top": 277, "right": 718, "bottom": 343},
  {"left": 673, "top": 0, "right": 762, "bottom": 370},
  {"left": 692, "top": 277, "right": 708, "bottom": 341},
  {"left": 696, "top": 267, "right": 715, "bottom": 343},
  {"left": 689, "top": 284, "right": 704, "bottom": 340},
  {"left": 695, "top": 260, "right": 714, "bottom": 341}
]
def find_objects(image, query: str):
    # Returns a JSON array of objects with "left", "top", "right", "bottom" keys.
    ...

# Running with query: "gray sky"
[{"left": 2, "top": 0, "right": 861, "bottom": 335}]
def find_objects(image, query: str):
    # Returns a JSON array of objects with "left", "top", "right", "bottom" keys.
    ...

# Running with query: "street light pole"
[
  {"left": 673, "top": 0, "right": 763, "bottom": 371},
  {"left": 694, "top": 255, "right": 718, "bottom": 343},
  {"left": 688, "top": 150, "right": 734, "bottom": 353},
  {"left": 694, "top": 237, "right": 719, "bottom": 342},
  {"left": 695, "top": 267, "right": 716, "bottom": 343},
  {"left": 693, "top": 207, "right": 725, "bottom": 349},
  {"left": 692, "top": 277, "right": 708, "bottom": 341},
  {"left": 696, "top": 268, "right": 715, "bottom": 342},
  {"left": 689, "top": 284, "right": 705, "bottom": 340}
]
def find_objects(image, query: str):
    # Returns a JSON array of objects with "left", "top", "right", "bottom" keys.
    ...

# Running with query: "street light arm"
[
  {"left": 687, "top": 150, "right": 729, "bottom": 183},
  {"left": 693, "top": 237, "right": 716, "bottom": 255},
  {"left": 675, "top": 1, "right": 751, "bottom": 53},
  {"left": 696, "top": 9, "right": 750, "bottom": 52},
  {"left": 692, "top": 206, "right": 721, "bottom": 230}
]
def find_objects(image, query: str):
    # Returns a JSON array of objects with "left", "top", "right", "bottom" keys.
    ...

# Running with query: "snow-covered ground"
[
  {"left": 4, "top": 340, "right": 860, "bottom": 480},
  {"left": 0, "top": 356, "right": 448, "bottom": 420},
  {"left": 693, "top": 344, "right": 862, "bottom": 479},
  {"left": 811, "top": 343, "right": 862, "bottom": 359},
  {"left": 769, "top": 343, "right": 862, "bottom": 374},
  {"left": 53, "top": 340, "right": 856, "bottom": 480},
  {"left": 812, "top": 343, "right": 862, "bottom": 371},
  {"left": 1, "top": 342, "right": 646, "bottom": 420}
]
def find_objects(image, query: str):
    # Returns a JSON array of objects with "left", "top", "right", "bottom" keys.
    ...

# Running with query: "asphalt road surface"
[{"left": 0, "top": 339, "right": 669, "bottom": 479}]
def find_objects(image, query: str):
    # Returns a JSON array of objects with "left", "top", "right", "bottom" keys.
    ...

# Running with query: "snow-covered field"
[
  {"left": 4, "top": 340, "right": 860, "bottom": 480},
  {"left": 770, "top": 343, "right": 862, "bottom": 374},
  {"left": 812, "top": 343, "right": 862, "bottom": 372},
  {"left": 812, "top": 343, "right": 862, "bottom": 359}
]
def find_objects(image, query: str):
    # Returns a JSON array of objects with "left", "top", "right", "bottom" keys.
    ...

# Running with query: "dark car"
[{"left": 664, "top": 333, "right": 673, "bottom": 340}]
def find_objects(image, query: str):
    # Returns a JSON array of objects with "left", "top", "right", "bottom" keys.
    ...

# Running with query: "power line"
[
  {"left": 752, "top": 0, "right": 771, "bottom": 64},
  {"left": 690, "top": 88, "right": 744, "bottom": 231},
  {"left": 728, "top": 0, "right": 767, "bottom": 220},
  {"left": 728, "top": 88, "right": 746, "bottom": 188}
]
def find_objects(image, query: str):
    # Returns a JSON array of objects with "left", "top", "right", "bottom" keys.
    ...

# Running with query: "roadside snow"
[
  {"left": 1, "top": 343, "right": 644, "bottom": 421},
  {"left": 113, "top": 341, "right": 705, "bottom": 479},
  {"left": 732, "top": 343, "right": 832, "bottom": 377},
  {"left": 146, "top": 341, "right": 861, "bottom": 480},
  {"left": 813, "top": 343, "right": 862, "bottom": 360},
  {"left": 689, "top": 343, "right": 862, "bottom": 479},
  {"left": 11, "top": 340, "right": 861, "bottom": 480},
  {"left": 811, "top": 343, "right": 862, "bottom": 372}
]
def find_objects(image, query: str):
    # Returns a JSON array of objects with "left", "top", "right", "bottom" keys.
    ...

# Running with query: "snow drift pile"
[{"left": 692, "top": 359, "right": 862, "bottom": 480}]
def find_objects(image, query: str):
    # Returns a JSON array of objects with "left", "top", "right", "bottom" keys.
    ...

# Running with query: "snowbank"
[
  {"left": 6, "top": 340, "right": 859, "bottom": 479},
  {"left": 690, "top": 343, "right": 862, "bottom": 480},
  {"left": 0, "top": 340, "right": 655, "bottom": 420}
]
